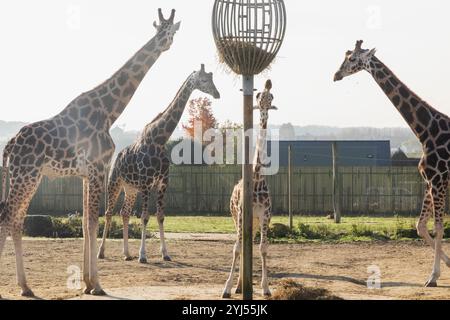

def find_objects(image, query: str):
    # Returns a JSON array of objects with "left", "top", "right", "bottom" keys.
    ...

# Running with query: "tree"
[
  {"left": 279, "top": 123, "right": 296, "bottom": 140},
  {"left": 219, "top": 120, "right": 243, "bottom": 164},
  {"left": 182, "top": 97, "right": 218, "bottom": 144}
]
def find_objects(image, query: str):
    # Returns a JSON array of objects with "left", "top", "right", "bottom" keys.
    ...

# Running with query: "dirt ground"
[{"left": 1, "top": 237, "right": 450, "bottom": 300}]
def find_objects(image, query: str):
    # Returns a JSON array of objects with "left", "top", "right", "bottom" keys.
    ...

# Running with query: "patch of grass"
[
  {"left": 270, "top": 279, "right": 343, "bottom": 300},
  {"left": 21, "top": 214, "right": 450, "bottom": 242}
]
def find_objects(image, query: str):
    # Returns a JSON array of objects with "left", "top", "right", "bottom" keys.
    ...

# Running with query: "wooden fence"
[{"left": 0, "top": 166, "right": 428, "bottom": 216}]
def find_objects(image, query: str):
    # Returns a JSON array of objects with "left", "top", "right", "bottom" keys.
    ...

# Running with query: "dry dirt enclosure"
[{"left": 1, "top": 238, "right": 450, "bottom": 300}]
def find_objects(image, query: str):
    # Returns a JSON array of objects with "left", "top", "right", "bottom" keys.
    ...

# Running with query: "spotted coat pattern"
[
  {"left": 97, "top": 65, "right": 220, "bottom": 263},
  {"left": 0, "top": 9, "right": 180, "bottom": 297},
  {"left": 334, "top": 40, "right": 450, "bottom": 288},
  {"left": 222, "top": 80, "right": 275, "bottom": 298}
]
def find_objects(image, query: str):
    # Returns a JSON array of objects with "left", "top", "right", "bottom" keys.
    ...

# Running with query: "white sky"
[{"left": 0, "top": 0, "right": 449, "bottom": 131}]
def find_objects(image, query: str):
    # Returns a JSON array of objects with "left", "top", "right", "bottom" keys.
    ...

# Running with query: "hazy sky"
[{"left": 1, "top": 0, "right": 449, "bottom": 131}]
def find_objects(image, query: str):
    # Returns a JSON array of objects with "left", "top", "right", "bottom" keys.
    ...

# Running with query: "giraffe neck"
[
  {"left": 367, "top": 56, "right": 445, "bottom": 145},
  {"left": 61, "top": 35, "right": 164, "bottom": 129},
  {"left": 253, "top": 113, "right": 269, "bottom": 179},
  {"left": 140, "top": 74, "right": 196, "bottom": 146}
]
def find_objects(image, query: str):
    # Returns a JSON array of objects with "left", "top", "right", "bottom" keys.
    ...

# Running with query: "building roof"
[{"left": 269, "top": 140, "right": 391, "bottom": 167}]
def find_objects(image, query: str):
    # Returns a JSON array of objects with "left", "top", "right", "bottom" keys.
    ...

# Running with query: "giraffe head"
[
  {"left": 255, "top": 80, "right": 277, "bottom": 123},
  {"left": 192, "top": 64, "right": 221, "bottom": 99},
  {"left": 334, "top": 40, "right": 377, "bottom": 81},
  {"left": 153, "top": 8, "right": 181, "bottom": 52}
]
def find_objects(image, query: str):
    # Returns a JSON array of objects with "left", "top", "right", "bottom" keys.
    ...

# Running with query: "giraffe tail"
[
  {"left": 1, "top": 137, "right": 14, "bottom": 203},
  {"left": 0, "top": 138, "right": 14, "bottom": 223}
]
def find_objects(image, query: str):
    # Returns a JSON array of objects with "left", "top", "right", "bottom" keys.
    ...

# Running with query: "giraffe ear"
[
  {"left": 368, "top": 48, "right": 377, "bottom": 57},
  {"left": 173, "top": 21, "right": 181, "bottom": 32},
  {"left": 256, "top": 92, "right": 261, "bottom": 100},
  {"left": 153, "top": 21, "right": 159, "bottom": 30}
]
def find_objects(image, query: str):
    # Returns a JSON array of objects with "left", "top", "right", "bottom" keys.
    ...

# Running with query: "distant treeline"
[{"left": 0, "top": 120, "right": 421, "bottom": 157}]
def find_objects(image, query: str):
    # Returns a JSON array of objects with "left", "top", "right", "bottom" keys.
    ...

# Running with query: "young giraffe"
[
  {"left": 0, "top": 9, "right": 180, "bottom": 297},
  {"left": 98, "top": 64, "right": 220, "bottom": 263},
  {"left": 222, "top": 80, "right": 276, "bottom": 298},
  {"left": 334, "top": 40, "right": 450, "bottom": 287}
]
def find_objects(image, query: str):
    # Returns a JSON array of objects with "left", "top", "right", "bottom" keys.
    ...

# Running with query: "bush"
[
  {"left": 297, "top": 223, "right": 320, "bottom": 239},
  {"left": 52, "top": 217, "right": 83, "bottom": 238},
  {"left": 269, "top": 223, "right": 291, "bottom": 238},
  {"left": 24, "top": 215, "right": 54, "bottom": 237}
]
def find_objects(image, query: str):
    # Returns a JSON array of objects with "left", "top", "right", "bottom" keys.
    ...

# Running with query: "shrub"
[
  {"left": 24, "top": 215, "right": 54, "bottom": 237},
  {"left": 52, "top": 218, "right": 82, "bottom": 238},
  {"left": 297, "top": 223, "right": 319, "bottom": 239},
  {"left": 269, "top": 223, "right": 291, "bottom": 238},
  {"left": 350, "top": 224, "right": 374, "bottom": 237}
]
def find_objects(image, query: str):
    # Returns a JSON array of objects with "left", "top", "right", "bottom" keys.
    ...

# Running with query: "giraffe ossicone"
[
  {"left": 335, "top": 40, "right": 450, "bottom": 288},
  {"left": 222, "top": 79, "right": 276, "bottom": 299},
  {"left": 98, "top": 64, "right": 220, "bottom": 263},
  {"left": 0, "top": 8, "right": 180, "bottom": 297}
]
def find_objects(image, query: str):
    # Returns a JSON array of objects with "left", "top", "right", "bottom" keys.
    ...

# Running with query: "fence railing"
[{"left": 0, "top": 166, "right": 428, "bottom": 216}]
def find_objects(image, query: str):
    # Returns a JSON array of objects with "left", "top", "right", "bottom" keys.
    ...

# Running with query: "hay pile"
[
  {"left": 216, "top": 39, "right": 275, "bottom": 75},
  {"left": 270, "top": 279, "right": 343, "bottom": 300}
]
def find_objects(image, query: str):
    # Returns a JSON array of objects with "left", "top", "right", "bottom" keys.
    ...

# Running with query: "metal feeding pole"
[{"left": 212, "top": 0, "right": 287, "bottom": 300}]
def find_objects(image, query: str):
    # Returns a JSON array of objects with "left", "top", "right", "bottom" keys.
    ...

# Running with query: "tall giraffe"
[
  {"left": 222, "top": 80, "right": 276, "bottom": 298},
  {"left": 334, "top": 40, "right": 450, "bottom": 287},
  {"left": 98, "top": 64, "right": 220, "bottom": 263},
  {"left": 0, "top": 9, "right": 180, "bottom": 297}
]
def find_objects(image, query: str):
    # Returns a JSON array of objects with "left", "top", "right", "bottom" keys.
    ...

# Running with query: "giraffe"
[
  {"left": 222, "top": 80, "right": 276, "bottom": 298},
  {"left": 334, "top": 40, "right": 450, "bottom": 287},
  {"left": 98, "top": 64, "right": 220, "bottom": 263},
  {"left": 0, "top": 8, "right": 180, "bottom": 297}
]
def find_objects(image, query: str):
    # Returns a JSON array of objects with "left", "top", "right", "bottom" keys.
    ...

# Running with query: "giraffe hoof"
[
  {"left": 235, "top": 287, "right": 242, "bottom": 294},
  {"left": 97, "top": 252, "right": 105, "bottom": 260},
  {"left": 124, "top": 256, "right": 133, "bottom": 261},
  {"left": 163, "top": 255, "right": 172, "bottom": 262},
  {"left": 139, "top": 257, "right": 148, "bottom": 264},
  {"left": 83, "top": 287, "right": 94, "bottom": 295},
  {"left": 425, "top": 280, "right": 438, "bottom": 288},
  {"left": 222, "top": 292, "right": 231, "bottom": 299},
  {"left": 90, "top": 288, "right": 107, "bottom": 296},
  {"left": 21, "top": 288, "right": 35, "bottom": 297},
  {"left": 263, "top": 290, "right": 272, "bottom": 297}
]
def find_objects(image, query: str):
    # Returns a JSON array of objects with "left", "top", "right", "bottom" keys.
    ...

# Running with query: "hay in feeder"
[
  {"left": 216, "top": 39, "right": 276, "bottom": 75},
  {"left": 270, "top": 279, "right": 343, "bottom": 300}
]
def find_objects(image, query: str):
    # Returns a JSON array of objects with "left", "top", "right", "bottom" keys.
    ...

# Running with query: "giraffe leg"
[
  {"left": 425, "top": 181, "right": 447, "bottom": 287},
  {"left": 0, "top": 225, "right": 8, "bottom": 260},
  {"left": 11, "top": 225, "right": 33, "bottom": 297},
  {"left": 5, "top": 168, "right": 42, "bottom": 297},
  {"left": 138, "top": 191, "right": 150, "bottom": 264},
  {"left": 417, "top": 186, "right": 450, "bottom": 267},
  {"left": 86, "top": 173, "right": 106, "bottom": 296},
  {"left": 222, "top": 238, "right": 241, "bottom": 298},
  {"left": 98, "top": 174, "right": 122, "bottom": 260},
  {"left": 82, "top": 179, "right": 93, "bottom": 294},
  {"left": 259, "top": 210, "right": 271, "bottom": 297},
  {"left": 156, "top": 177, "right": 170, "bottom": 261},
  {"left": 121, "top": 189, "right": 137, "bottom": 261}
]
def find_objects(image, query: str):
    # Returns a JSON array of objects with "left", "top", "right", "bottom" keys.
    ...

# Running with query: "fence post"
[
  {"left": 332, "top": 142, "right": 341, "bottom": 223},
  {"left": 288, "top": 145, "right": 293, "bottom": 230}
]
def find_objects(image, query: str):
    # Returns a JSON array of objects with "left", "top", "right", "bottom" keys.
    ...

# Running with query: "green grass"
[{"left": 26, "top": 214, "right": 450, "bottom": 242}]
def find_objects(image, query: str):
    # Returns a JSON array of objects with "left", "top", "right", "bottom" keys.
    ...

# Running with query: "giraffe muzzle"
[{"left": 334, "top": 72, "right": 344, "bottom": 82}]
